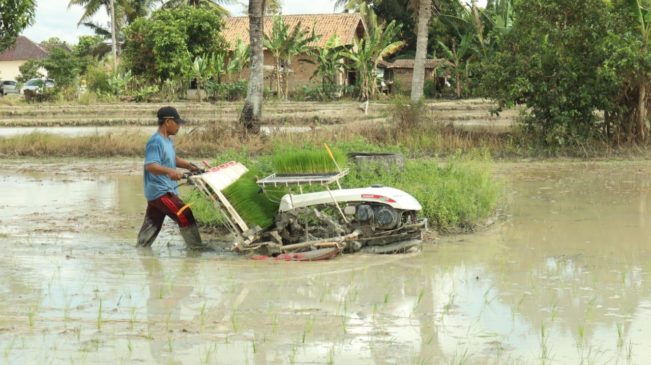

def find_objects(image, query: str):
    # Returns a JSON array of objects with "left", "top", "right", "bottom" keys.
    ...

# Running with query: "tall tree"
[
  {"left": 0, "top": 0, "right": 36, "bottom": 52},
  {"left": 410, "top": 0, "right": 433, "bottom": 102},
  {"left": 240, "top": 0, "right": 266, "bottom": 134},
  {"left": 623, "top": 0, "right": 651, "bottom": 141},
  {"left": 122, "top": 5, "right": 226, "bottom": 81}
]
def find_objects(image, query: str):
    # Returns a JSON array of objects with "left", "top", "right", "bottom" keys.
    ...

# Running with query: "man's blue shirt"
[{"left": 144, "top": 132, "right": 178, "bottom": 201}]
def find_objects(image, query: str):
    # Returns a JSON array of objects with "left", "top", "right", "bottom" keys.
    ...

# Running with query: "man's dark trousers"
[{"left": 136, "top": 193, "right": 202, "bottom": 248}]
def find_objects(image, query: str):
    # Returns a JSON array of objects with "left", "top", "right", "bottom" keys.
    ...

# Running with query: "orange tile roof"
[
  {"left": 0, "top": 36, "right": 49, "bottom": 61},
  {"left": 222, "top": 13, "right": 365, "bottom": 49}
]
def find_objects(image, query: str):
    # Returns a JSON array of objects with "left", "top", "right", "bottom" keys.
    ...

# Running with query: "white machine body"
[{"left": 279, "top": 186, "right": 423, "bottom": 212}]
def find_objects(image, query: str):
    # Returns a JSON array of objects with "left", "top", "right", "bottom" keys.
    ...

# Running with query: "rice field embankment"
[{"left": 0, "top": 98, "right": 518, "bottom": 128}]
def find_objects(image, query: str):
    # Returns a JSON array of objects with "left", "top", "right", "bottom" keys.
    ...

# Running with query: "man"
[{"left": 136, "top": 106, "right": 204, "bottom": 249}]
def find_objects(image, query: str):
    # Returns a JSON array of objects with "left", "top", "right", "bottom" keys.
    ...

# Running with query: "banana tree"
[
  {"left": 346, "top": 5, "right": 406, "bottom": 100},
  {"left": 227, "top": 38, "right": 250, "bottom": 79},
  {"left": 436, "top": 33, "right": 479, "bottom": 98},
  {"left": 192, "top": 55, "right": 212, "bottom": 101},
  {"left": 264, "top": 15, "right": 320, "bottom": 98},
  {"left": 306, "top": 35, "right": 349, "bottom": 87}
]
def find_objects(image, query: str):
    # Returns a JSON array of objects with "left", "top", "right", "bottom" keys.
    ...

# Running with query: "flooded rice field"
[{"left": 1, "top": 159, "right": 651, "bottom": 364}]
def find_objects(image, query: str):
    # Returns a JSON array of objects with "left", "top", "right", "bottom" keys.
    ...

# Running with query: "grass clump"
[
  {"left": 344, "top": 153, "right": 501, "bottom": 232},
  {"left": 272, "top": 145, "right": 347, "bottom": 174},
  {"left": 221, "top": 170, "right": 280, "bottom": 229}
]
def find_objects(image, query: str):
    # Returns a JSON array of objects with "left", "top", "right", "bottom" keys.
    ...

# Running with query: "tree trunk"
[
  {"left": 110, "top": 0, "right": 118, "bottom": 71},
  {"left": 275, "top": 57, "right": 282, "bottom": 97},
  {"left": 410, "top": 0, "right": 432, "bottom": 103},
  {"left": 240, "top": 0, "right": 265, "bottom": 134},
  {"left": 638, "top": 82, "right": 646, "bottom": 142}
]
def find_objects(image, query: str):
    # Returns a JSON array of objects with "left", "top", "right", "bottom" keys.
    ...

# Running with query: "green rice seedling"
[
  {"left": 327, "top": 346, "right": 335, "bottom": 365},
  {"left": 199, "top": 302, "right": 207, "bottom": 330},
  {"left": 626, "top": 341, "right": 633, "bottom": 362},
  {"left": 231, "top": 311, "right": 239, "bottom": 332},
  {"left": 165, "top": 311, "right": 172, "bottom": 332},
  {"left": 416, "top": 288, "right": 425, "bottom": 306},
  {"left": 96, "top": 299, "right": 103, "bottom": 331},
  {"left": 200, "top": 343, "right": 217, "bottom": 365},
  {"left": 128, "top": 307, "right": 137, "bottom": 330},
  {"left": 271, "top": 314, "right": 279, "bottom": 334},
  {"left": 183, "top": 190, "right": 226, "bottom": 226},
  {"left": 27, "top": 305, "right": 37, "bottom": 328},
  {"left": 539, "top": 322, "right": 551, "bottom": 364},
  {"left": 3, "top": 337, "right": 16, "bottom": 361},
  {"left": 271, "top": 145, "right": 347, "bottom": 174},
  {"left": 616, "top": 323, "right": 624, "bottom": 349},
  {"left": 222, "top": 170, "right": 280, "bottom": 229},
  {"left": 289, "top": 344, "right": 297, "bottom": 365}
]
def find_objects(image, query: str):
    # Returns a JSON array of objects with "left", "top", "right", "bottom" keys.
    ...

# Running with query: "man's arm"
[
  {"left": 145, "top": 163, "right": 183, "bottom": 180},
  {"left": 176, "top": 157, "right": 199, "bottom": 171}
]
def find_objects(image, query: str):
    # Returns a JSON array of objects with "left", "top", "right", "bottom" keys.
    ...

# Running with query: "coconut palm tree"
[
  {"left": 240, "top": 0, "right": 266, "bottom": 134},
  {"left": 333, "top": 0, "right": 373, "bottom": 11},
  {"left": 161, "top": 0, "right": 234, "bottom": 14},
  {"left": 410, "top": 0, "right": 434, "bottom": 102}
]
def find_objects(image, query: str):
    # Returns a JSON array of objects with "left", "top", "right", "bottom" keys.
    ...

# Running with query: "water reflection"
[{"left": 1, "top": 162, "right": 651, "bottom": 364}]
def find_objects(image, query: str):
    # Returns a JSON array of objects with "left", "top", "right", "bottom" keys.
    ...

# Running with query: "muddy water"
[{"left": 1, "top": 161, "right": 651, "bottom": 364}]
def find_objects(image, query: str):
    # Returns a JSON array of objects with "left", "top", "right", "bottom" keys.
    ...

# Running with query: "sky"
[{"left": 23, "top": 0, "right": 485, "bottom": 45}]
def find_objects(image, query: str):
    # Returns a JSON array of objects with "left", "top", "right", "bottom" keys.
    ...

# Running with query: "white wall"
[{"left": 0, "top": 60, "right": 25, "bottom": 80}]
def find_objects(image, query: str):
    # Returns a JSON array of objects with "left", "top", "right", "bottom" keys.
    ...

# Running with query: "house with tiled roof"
[
  {"left": 378, "top": 59, "right": 450, "bottom": 94},
  {"left": 0, "top": 36, "right": 49, "bottom": 81},
  {"left": 223, "top": 13, "right": 366, "bottom": 91}
]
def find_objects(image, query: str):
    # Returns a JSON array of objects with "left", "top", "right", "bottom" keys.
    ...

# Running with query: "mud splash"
[{"left": 1, "top": 160, "right": 651, "bottom": 364}]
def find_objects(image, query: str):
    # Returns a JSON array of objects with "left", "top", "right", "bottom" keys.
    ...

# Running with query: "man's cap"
[{"left": 157, "top": 106, "right": 186, "bottom": 125}]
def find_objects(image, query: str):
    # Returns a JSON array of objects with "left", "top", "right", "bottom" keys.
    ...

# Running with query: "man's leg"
[
  {"left": 136, "top": 203, "right": 165, "bottom": 248},
  {"left": 158, "top": 194, "right": 205, "bottom": 249}
]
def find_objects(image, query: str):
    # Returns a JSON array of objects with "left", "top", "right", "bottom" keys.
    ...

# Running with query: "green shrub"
[
  {"left": 133, "top": 85, "right": 159, "bottom": 102},
  {"left": 86, "top": 65, "right": 111, "bottom": 94},
  {"left": 343, "top": 155, "right": 500, "bottom": 231},
  {"left": 205, "top": 80, "right": 247, "bottom": 101},
  {"left": 292, "top": 84, "right": 353, "bottom": 101},
  {"left": 423, "top": 79, "right": 437, "bottom": 98}
]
